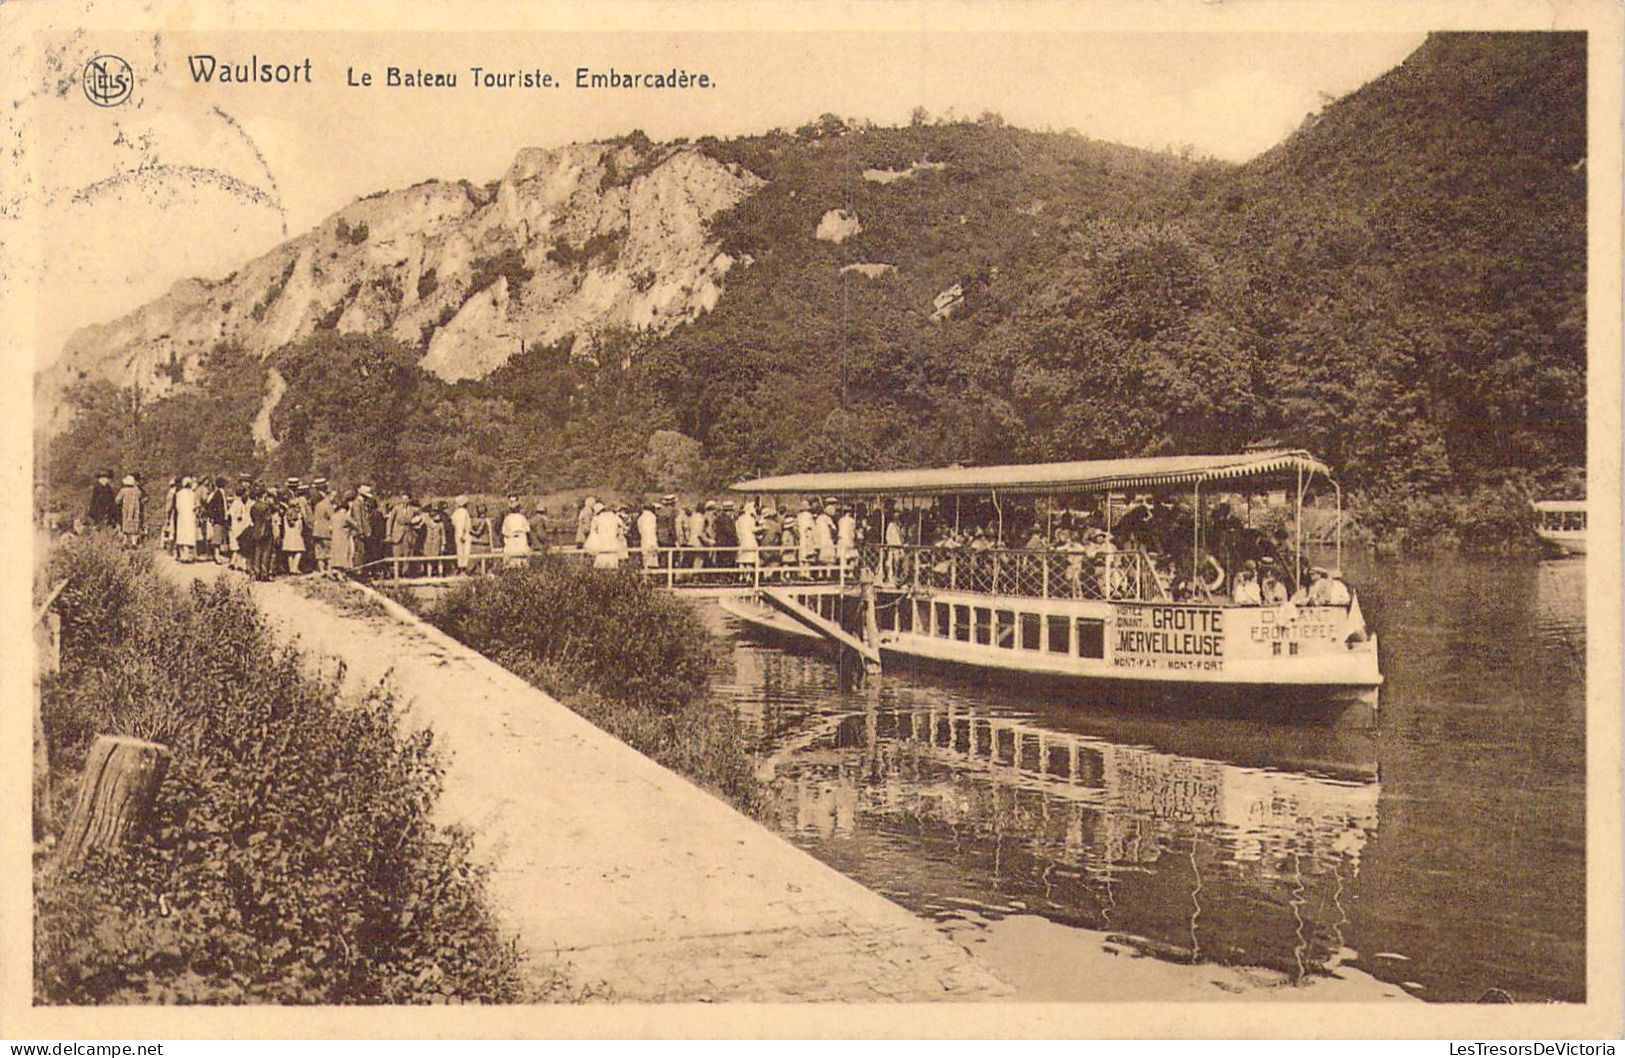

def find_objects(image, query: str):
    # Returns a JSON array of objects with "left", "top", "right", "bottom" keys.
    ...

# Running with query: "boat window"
[
  {"left": 1020, "top": 613, "right": 1042, "bottom": 650},
  {"left": 974, "top": 607, "right": 992, "bottom": 645},
  {"left": 995, "top": 609, "right": 1016, "bottom": 648},
  {"left": 953, "top": 605, "right": 972, "bottom": 642},
  {"left": 1076, "top": 617, "right": 1105, "bottom": 660},
  {"left": 917, "top": 599, "right": 931, "bottom": 634},
  {"left": 935, "top": 602, "right": 951, "bottom": 638},
  {"left": 1047, "top": 614, "right": 1070, "bottom": 654},
  {"left": 877, "top": 597, "right": 895, "bottom": 632},
  {"left": 896, "top": 597, "right": 913, "bottom": 633}
]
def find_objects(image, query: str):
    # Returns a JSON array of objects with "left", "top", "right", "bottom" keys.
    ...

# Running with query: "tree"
[{"left": 642, "top": 430, "right": 705, "bottom": 492}]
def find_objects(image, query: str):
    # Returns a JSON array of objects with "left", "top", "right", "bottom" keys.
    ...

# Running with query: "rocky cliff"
[{"left": 38, "top": 140, "right": 762, "bottom": 423}]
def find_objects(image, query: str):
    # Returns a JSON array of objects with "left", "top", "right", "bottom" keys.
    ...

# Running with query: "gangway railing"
[
  {"left": 352, "top": 546, "right": 856, "bottom": 592},
  {"left": 861, "top": 544, "right": 1168, "bottom": 603}
]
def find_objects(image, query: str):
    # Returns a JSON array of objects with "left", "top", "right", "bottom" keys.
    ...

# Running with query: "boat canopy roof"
[
  {"left": 1532, "top": 499, "right": 1586, "bottom": 513},
  {"left": 731, "top": 449, "right": 1333, "bottom": 498}
]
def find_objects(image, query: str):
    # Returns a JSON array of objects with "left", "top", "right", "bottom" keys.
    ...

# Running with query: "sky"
[{"left": 21, "top": 29, "right": 1427, "bottom": 365}]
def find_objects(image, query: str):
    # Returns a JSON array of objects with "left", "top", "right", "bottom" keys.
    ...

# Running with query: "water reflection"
[
  {"left": 702, "top": 552, "right": 1586, "bottom": 1002},
  {"left": 713, "top": 611, "right": 1382, "bottom": 986}
]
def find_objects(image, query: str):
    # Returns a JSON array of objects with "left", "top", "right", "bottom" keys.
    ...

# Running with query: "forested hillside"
[{"left": 43, "top": 33, "right": 1587, "bottom": 543}]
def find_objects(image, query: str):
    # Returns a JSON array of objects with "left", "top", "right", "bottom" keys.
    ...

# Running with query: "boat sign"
[{"left": 1112, "top": 604, "right": 1225, "bottom": 672}]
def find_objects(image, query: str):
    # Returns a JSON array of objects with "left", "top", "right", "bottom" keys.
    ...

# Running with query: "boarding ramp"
[{"left": 353, "top": 546, "right": 856, "bottom": 597}]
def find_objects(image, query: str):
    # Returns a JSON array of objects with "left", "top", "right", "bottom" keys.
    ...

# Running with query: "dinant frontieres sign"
[{"left": 1112, "top": 605, "right": 1224, "bottom": 672}]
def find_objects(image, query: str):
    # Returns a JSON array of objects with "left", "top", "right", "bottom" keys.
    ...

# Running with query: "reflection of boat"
[
  {"left": 768, "top": 699, "right": 1381, "bottom": 980},
  {"left": 1532, "top": 499, "right": 1586, "bottom": 555},
  {"left": 731, "top": 451, "right": 1383, "bottom": 724}
]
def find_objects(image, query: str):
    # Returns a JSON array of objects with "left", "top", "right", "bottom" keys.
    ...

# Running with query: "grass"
[
  {"left": 33, "top": 532, "right": 545, "bottom": 1004},
  {"left": 418, "top": 559, "right": 769, "bottom": 816}
]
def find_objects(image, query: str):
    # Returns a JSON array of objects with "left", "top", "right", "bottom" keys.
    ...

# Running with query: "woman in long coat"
[
  {"left": 228, "top": 487, "right": 253, "bottom": 570},
  {"left": 330, "top": 494, "right": 354, "bottom": 571},
  {"left": 173, "top": 478, "right": 198, "bottom": 561},
  {"left": 116, "top": 475, "right": 144, "bottom": 548}
]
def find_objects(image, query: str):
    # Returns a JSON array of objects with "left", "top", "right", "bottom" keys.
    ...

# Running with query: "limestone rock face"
[
  {"left": 815, "top": 209, "right": 862, "bottom": 243},
  {"left": 39, "top": 142, "right": 764, "bottom": 419},
  {"left": 841, "top": 263, "right": 896, "bottom": 279}
]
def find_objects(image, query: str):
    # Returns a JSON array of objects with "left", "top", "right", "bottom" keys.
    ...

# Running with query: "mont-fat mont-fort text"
[{"left": 184, "top": 54, "right": 715, "bottom": 90}]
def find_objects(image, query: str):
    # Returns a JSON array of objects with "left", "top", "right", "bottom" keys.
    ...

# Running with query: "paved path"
[{"left": 161, "top": 559, "right": 1010, "bottom": 1002}]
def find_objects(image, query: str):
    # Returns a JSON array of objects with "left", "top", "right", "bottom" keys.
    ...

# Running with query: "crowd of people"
[{"left": 77, "top": 469, "right": 1351, "bottom": 605}]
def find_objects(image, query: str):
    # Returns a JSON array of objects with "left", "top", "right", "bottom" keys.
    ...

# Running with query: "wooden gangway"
[
  {"left": 759, "top": 588, "right": 882, "bottom": 673},
  {"left": 353, "top": 546, "right": 857, "bottom": 597},
  {"left": 353, "top": 545, "right": 886, "bottom": 673}
]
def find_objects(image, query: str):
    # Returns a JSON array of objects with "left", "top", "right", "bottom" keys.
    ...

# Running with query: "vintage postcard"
[{"left": 2, "top": 0, "right": 1620, "bottom": 1041}]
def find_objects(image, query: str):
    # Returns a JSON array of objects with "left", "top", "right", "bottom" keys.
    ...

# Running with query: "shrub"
[
  {"left": 1354, "top": 480, "right": 1539, "bottom": 552},
  {"left": 425, "top": 561, "right": 765, "bottom": 813},
  {"left": 35, "top": 534, "right": 526, "bottom": 1004},
  {"left": 467, "top": 249, "right": 533, "bottom": 300},
  {"left": 335, "top": 218, "right": 369, "bottom": 245}
]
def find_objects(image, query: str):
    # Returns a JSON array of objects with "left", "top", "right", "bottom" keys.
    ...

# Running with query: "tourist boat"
[
  {"left": 1531, "top": 499, "right": 1586, "bottom": 555},
  {"left": 726, "top": 450, "right": 1383, "bottom": 724}
]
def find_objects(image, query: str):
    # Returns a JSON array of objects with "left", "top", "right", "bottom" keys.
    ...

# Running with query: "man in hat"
[
  {"left": 656, "top": 495, "right": 677, "bottom": 558},
  {"left": 1293, "top": 566, "right": 1326, "bottom": 606},
  {"left": 385, "top": 492, "right": 415, "bottom": 566},
  {"left": 86, "top": 470, "right": 117, "bottom": 530},
  {"left": 352, "top": 485, "right": 378, "bottom": 569},
  {"left": 529, "top": 500, "right": 551, "bottom": 554},
  {"left": 758, "top": 503, "right": 782, "bottom": 575},
  {"left": 249, "top": 485, "right": 277, "bottom": 581}
]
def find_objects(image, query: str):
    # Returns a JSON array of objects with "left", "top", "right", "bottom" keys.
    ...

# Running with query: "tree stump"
[{"left": 51, "top": 736, "right": 172, "bottom": 874}]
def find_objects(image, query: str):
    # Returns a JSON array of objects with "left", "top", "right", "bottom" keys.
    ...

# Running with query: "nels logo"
[{"left": 83, "top": 54, "right": 134, "bottom": 107}]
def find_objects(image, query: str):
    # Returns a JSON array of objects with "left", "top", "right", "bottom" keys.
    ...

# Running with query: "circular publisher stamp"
[{"left": 82, "top": 55, "right": 134, "bottom": 107}]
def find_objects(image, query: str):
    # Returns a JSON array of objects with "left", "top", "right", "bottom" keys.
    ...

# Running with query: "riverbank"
[
  {"left": 33, "top": 535, "right": 524, "bottom": 1004},
  {"left": 160, "top": 558, "right": 1012, "bottom": 1002}
]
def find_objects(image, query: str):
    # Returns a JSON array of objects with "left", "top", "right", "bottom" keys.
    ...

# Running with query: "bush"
[
  {"left": 35, "top": 534, "right": 526, "bottom": 1004},
  {"left": 1355, "top": 480, "right": 1539, "bottom": 552},
  {"left": 425, "top": 561, "right": 765, "bottom": 813}
]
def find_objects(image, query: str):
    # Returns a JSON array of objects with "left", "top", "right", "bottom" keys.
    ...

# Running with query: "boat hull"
[
  {"left": 1536, "top": 529, "right": 1586, "bottom": 555},
  {"left": 719, "top": 590, "right": 1382, "bottom": 726}
]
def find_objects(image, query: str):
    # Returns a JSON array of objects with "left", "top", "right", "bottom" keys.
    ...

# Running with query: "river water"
[{"left": 701, "top": 551, "right": 1587, "bottom": 1003}]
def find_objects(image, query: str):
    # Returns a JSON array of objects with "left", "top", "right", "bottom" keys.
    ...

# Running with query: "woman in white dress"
[
  {"left": 501, "top": 501, "right": 532, "bottom": 568},
  {"left": 588, "top": 502, "right": 622, "bottom": 569},
  {"left": 736, "top": 502, "right": 759, "bottom": 570}
]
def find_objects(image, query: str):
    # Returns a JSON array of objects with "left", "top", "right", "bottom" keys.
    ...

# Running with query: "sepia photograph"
[{"left": 3, "top": 0, "right": 1620, "bottom": 1041}]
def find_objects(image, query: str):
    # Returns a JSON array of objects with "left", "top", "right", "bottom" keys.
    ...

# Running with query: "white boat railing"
[
  {"left": 353, "top": 546, "right": 854, "bottom": 590},
  {"left": 862, "top": 544, "right": 1168, "bottom": 603}
]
